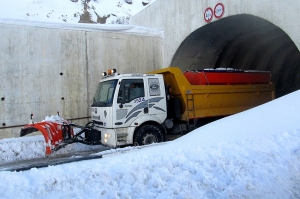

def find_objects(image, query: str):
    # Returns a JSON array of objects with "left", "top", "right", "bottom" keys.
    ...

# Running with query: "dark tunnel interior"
[{"left": 171, "top": 14, "right": 300, "bottom": 98}]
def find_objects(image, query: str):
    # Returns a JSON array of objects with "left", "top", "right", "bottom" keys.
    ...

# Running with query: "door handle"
[{"left": 144, "top": 107, "right": 149, "bottom": 113}]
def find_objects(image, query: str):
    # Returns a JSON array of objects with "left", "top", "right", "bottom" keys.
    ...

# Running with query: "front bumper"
[
  {"left": 97, "top": 127, "right": 136, "bottom": 147},
  {"left": 100, "top": 128, "right": 117, "bottom": 147}
]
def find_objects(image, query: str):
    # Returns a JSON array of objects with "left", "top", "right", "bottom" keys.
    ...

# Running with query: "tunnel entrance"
[{"left": 171, "top": 14, "right": 300, "bottom": 97}]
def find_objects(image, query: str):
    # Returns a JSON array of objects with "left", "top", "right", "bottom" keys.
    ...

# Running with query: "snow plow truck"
[{"left": 20, "top": 67, "right": 275, "bottom": 155}]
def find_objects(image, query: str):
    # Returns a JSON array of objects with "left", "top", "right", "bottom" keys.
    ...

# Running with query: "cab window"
[{"left": 117, "top": 79, "right": 144, "bottom": 103}]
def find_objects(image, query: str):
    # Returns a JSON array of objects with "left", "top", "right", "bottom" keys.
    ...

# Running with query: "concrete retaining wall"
[{"left": 0, "top": 22, "right": 163, "bottom": 138}]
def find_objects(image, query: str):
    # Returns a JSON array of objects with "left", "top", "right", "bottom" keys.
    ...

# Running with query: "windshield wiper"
[
  {"left": 92, "top": 98, "right": 105, "bottom": 106},
  {"left": 92, "top": 98, "right": 112, "bottom": 107}
]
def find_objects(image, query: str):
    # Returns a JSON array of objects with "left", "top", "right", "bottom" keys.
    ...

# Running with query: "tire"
[{"left": 134, "top": 124, "right": 164, "bottom": 146}]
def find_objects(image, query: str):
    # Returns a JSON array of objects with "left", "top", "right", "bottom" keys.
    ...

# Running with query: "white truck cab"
[{"left": 91, "top": 69, "right": 167, "bottom": 147}]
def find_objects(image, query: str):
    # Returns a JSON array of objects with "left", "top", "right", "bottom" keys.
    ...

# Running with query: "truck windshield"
[{"left": 92, "top": 79, "right": 118, "bottom": 107}]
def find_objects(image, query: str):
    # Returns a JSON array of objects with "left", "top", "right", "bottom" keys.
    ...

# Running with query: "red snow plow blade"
[
  {"left": 20, "top": 118, "right": 102, "bottom": 155},
  {"left": 20, "top": 120, "right": 74, "bottom": 155}
]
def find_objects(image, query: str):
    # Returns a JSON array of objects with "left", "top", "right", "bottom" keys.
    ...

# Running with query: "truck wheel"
[{"left": 134, "top": 124, "right": 163, "bottom": 146}]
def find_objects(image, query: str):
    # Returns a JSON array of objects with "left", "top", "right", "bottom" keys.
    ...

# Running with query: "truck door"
[
  {"left": 146, "top": 76, "right": 167, "bottom": 121},
  {"left": 113, "top": 78, "right": 148, "bottom": 128}
]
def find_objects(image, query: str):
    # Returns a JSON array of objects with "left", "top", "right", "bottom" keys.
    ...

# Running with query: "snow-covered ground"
[
  {"left": 0, "top": 90, "right": 300, "bottom": 198},
  {"left": 0, "top": 0, "right": 156, "bottom": 24}
]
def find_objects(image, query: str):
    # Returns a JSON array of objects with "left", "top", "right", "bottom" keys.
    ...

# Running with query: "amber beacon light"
[{"left": 102, "top": 69, "right": 117, "bottom": 77}]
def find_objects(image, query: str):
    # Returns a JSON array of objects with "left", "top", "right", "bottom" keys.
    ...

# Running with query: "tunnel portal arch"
[{"left": 171, "top": 14, "right": 300, "bottom": 97}]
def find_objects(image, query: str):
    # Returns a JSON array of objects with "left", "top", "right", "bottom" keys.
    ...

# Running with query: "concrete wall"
[
  {"left": 130, "top": 0, "right": 300, "bottom": 67},
  {"left": 0, "top": 22, "right": 163, "bottom": 138}
]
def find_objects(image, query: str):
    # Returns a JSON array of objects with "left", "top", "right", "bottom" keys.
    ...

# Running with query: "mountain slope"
[{"left": 0, "top": 0, "right": 156, "bottom": 24}]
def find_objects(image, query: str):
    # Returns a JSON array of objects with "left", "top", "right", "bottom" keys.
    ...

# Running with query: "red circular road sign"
[
  {"left": 204, "top": 7, "right": 213, "bottom": 22},
  {"left": 214, "top": 3, "right": 225, "bottom": 18}
]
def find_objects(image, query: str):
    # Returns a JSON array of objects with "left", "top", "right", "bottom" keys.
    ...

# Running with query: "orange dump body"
[{"left": 149, "top": 67, "right": 275, "bottom": 121}]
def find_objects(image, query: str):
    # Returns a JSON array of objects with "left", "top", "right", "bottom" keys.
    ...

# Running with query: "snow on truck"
[{"left": 20, "top": 67, "right": 275, "bottom": 155}]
